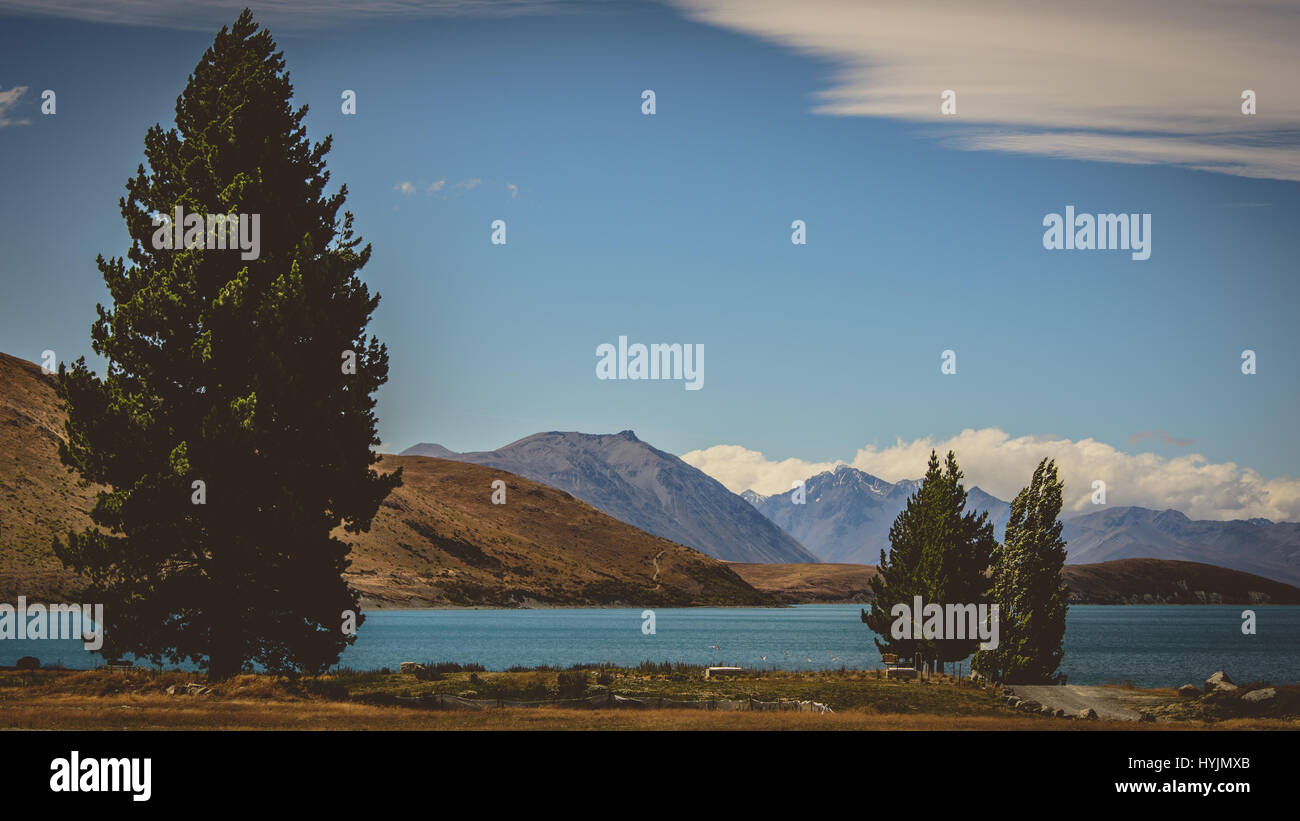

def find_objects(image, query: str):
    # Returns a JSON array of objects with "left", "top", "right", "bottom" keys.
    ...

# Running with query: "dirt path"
[{"left": 1007, "top": 685, "right": 1171, "bottom": 721}]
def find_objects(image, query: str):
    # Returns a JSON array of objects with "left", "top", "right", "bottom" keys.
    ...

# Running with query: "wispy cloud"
[
  {"left": 397, "top": 176, "right": 515, "bottom": 199},
  {"left": 0, "top": 85, "right": 31, "bottom": 128},
  {"left": 0, "top": 0, "right": 583, "bottom": 30},
  {"left": 681, "top": 427, "right": 1300, "bottom": 523},
  {"left": 1127, "top": 429, "right": 1195, "bottom": 448},
  {"left": 672, "top": 0, "right": 1300, "bottom": 181}
]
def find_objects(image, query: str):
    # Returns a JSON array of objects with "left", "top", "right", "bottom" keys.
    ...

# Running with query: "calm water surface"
[{"left": 4, "top": 605, "right": 1296, "bottom": 688}]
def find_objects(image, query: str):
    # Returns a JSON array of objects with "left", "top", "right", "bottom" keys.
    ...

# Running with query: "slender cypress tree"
[
  {"left": 55, "top": 9, "right": 399, "bottom": 677},
  {"left": 972, "top": 459, "right": 1069, "bottom": 684}
]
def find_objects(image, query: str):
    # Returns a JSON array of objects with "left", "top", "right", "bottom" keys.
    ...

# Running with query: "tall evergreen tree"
[
  {"left": 927, "top": 452, "right": 997, "bottom": 670},
  {"left": 864, "top": 450, "right": 994, "bottom": 672},
  {"left": 55, "top": 9, "right": 400, "bottom": 677},
  {"left": 972, "top": 459, "right": 1069, "bottom": 684},
  {"left": 863, "top": 452, "right": 944, "bottom": 662}
]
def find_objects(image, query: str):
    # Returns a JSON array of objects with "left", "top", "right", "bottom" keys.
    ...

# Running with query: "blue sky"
[{"left": 1, "top": 1, "right": 1297, "bottom": 519}]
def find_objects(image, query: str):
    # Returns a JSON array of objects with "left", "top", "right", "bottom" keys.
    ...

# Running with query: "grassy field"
[{"left": 2, "top": 666, "right": 1295, "bottom": 731}]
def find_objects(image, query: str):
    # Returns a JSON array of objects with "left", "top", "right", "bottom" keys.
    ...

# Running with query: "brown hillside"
[
  {"left": 0, "top": 352, "right": 98, "bottom": 601},
  {"left": 1059, "top": 557, "right": 1300, "bottom": 604},
  {"left": 343, "top": 455, "right": 769, "bottom": 607},
  {"left": 725, "top": 562, "right": 875, "bottom": 604},
  {"left": 732, "top": 559, "right": 1300, "bottom": 605},
  {"left": 0, "top": 352, "right": 768, "bottom": 607}
]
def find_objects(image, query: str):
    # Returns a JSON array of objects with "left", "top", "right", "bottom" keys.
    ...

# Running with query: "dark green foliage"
[
  {"left": 424, "top": 661, "right": 486, "bottom": 674},
  {"left": 555, "top": 670, "right": 590, "bottom": 699},
  {"left": 864, "top": 451, "right": 995, "bottom": 670},
  {"left": 54, "top": 10, "right": 399, "bottom": 677},
  {"left": 972, "top": 459, "right": 1069, "bottom": 684}
]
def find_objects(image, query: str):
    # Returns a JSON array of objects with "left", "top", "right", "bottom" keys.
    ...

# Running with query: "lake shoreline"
[{"left": 2, "top": 666, "right": 1295, "bottom": 730}]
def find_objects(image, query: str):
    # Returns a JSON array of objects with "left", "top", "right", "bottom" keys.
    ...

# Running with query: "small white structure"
[{"left": 704, "top": 666, "right": 743, "bottom": 679}]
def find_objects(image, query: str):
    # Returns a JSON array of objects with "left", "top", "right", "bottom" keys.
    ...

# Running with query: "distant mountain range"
[
  {"left": 402, "top": 437, "right": 1300, "bottom": 587},
  {"left": 744, "top": 465, "right": 1010, "bottom": 564},
  {"left": 741, "top": 465, "right": 1300, "bottom": 586},
  {"left": 391, "top": 431, "right": 1300, "bottom": 591},
  {"left": 1062, "top": 506, "right": 1300, "bottom": 588},
  {"left": 402, "top": 432, "right": 818, "bottom": 564}
]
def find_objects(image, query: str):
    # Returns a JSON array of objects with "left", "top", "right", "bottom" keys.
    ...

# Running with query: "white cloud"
[
  {"left": 506, "top": 182, "right": 518, "bottom": 198},
  {"left": 681, "top": 427, "right": 1300, "bottom": 522},
  {"left": 683, "top": 444, "right": 844, "bottom": 499},
  {"left": 427, "top": 179, "right": 446, "bottom": 193},
  {"left": 393, "top": 180, "right": 416, "bottom": 195},
  {"left": 0, "top": 85, "right": 31, "bottom": 128},
  {"left": 671, "top": 0, "right": 1300, "bottom": 181}
]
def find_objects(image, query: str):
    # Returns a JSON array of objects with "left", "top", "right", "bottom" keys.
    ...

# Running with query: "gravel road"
[{"left": 1007, "top": 685, "right": 1171, "bottom": 720}]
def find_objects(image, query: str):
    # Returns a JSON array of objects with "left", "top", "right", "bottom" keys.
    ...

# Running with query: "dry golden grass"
[
  {"left": 4, "top": 693, "right": 1295, "bottom": 731},
  {"left": 4, "top": 669, "right": 1295, "bottom": 732}
]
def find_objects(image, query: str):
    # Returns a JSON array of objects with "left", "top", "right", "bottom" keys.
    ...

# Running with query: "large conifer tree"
[
  {"left": 972, "top": 459, "right": 1069, "bottom": 684},
  {"left": 55, "top": 9, "right": 400, "bottom": 677},
  {"left": 863, "top": 453, "right": 944, "bottom": 662},
  {"left": 927, "top": 451, "right": 997, "bottom": 669},
  {"left": 864, "top": 450, "right": 994, "bottom": 673}
]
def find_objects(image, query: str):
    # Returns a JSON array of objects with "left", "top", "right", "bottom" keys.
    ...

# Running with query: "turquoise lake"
[
  {"left": 330, "top": 604, "right": 1300, "bottom": 688},
  {"left": 4, "top": 604, "right": 1297, "bottom": 688}
]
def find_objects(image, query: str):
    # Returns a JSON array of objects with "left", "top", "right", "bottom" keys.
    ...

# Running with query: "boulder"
[
  {"left": 1039, "top": 704, "right": 1054, "bottom": 715},
  {"left": 1242, "top": 688, "right": 1276, "bottom": 704},
  {"left": 1177, "top": 684, "right": 1200, "bottom": 698},
  {"left": 1077, "top": 708, "right": 1098, "bottom": 720},
  {"left": 400, "top": 662, "right": 425, "bottom": 675},
  {"left": 1054, "top": 709, "right": 1066, "bottom": 718},
  {"left": 1205, "top": 671, "right": 1237, "bottom": 693}
]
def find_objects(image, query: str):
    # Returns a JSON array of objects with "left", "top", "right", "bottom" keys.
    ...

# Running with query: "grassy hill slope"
[{"left": 0, "top": 352, "right": 768, "bottom": 607}]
